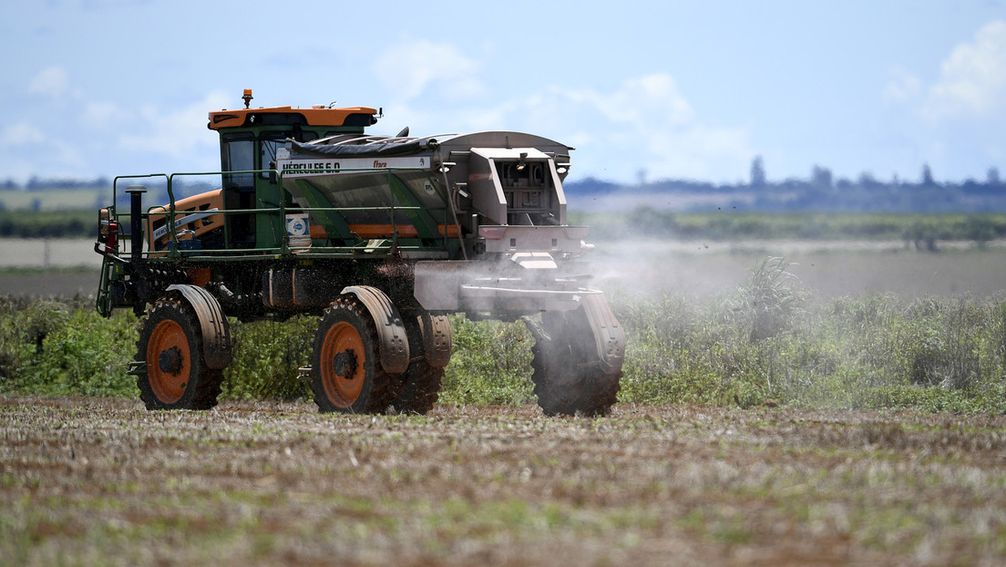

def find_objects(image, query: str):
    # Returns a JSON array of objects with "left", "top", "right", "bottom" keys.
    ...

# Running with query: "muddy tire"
[
  {"left": 394, "top": 361, "right": 444, "bottom": 414},
  {"left": 311, "top": 295, "right": 397, "bottom": 413},
  {"left": 526, "top": 310, "right": 621, "bottom": 417},
  {"left": 391, "top": 311, "right": 450, "bottom": 415},
  {"left": 136, "top": 296, "right": 223, "bottom": 410}
]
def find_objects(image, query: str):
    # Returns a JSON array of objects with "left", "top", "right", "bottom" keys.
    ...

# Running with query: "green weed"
[{"left": 2, "top": 266, "right": 1005, "bottom": 413}]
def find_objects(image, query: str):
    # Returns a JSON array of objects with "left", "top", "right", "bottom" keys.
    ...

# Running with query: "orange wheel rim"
[
  {"left": 320, "top": 321, "right": 366, "bottom": 408},
  {"left": 146, "top": 319, "right": 190, "bottom": 404}
]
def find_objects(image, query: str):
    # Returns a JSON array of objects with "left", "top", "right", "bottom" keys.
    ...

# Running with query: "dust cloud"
[{"left": 577, "top": 237, "right": 1006, "bottom": 301}]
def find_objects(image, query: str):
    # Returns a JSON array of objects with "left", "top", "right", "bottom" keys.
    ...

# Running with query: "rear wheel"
[
  {"left": 526, "top": 310, "right": 621, "bottom": 417},
  {"left": 394, "top": 361, "right": 444, "bottom": 414},
  {"left": 392, "top": 311, "right": 451, "bottom": 415},
  {"left": 136, "top": 295, "right": 223, "bottom": 410},
  {"left": 311, "top": 295, "right": 397, "bottom": 413}
]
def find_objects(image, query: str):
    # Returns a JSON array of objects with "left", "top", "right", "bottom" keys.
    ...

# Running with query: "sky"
[{"left": 1, "top": 0, "right": 1004, "bottom": 185}]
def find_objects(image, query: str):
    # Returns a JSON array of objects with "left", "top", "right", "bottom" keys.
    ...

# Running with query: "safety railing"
[{"left": 111, "top": 168, "right": 456, "bottom": 262}]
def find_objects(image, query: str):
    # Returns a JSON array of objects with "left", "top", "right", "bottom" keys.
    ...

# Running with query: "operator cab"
[{"left": 208, "top": 89, "right": 379, "bottom": 249}]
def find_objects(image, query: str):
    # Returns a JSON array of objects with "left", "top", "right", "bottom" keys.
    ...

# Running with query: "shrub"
[
  {"left": 2, "top": 267, "right": 1005, "bottom": 414},
  {"left": 222, "top": 316, "right": 315, "bottom": 401},
  {"left": 8, "top": 308, "right": 135, "bottom": 396},
  {"left": 440, "top": 316, "right": 534, "bottom": 406},
  {"left": 732, "top": 257, "right": 806, "bottom": 341}
]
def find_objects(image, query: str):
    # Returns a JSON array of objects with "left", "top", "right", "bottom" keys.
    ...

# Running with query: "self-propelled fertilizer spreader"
[{"left": 94, "top": 90, "right": 624, "bottom": 415}]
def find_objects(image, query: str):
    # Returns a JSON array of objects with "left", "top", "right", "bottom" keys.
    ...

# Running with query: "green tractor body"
[{"left": 95, "top": 91, "right": 625, "bottom": 415}]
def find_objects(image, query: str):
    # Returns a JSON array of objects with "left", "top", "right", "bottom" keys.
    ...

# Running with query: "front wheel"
[
  {"left": 136, "top": 295, "right": 223, "bottom": 410},
  {"left": 525, "top": 310, "right": 621, "bottom": 417},
  {"left": 310, "top": 296, "right": 397, "bottom": 413}
]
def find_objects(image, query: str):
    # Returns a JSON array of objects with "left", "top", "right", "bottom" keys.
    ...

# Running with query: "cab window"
[
  {"left": 221, "top": 134, "right": 254, "bottom": 190},
  {"left": 259, "top": 131, "right": 319, "bottom": 179}
]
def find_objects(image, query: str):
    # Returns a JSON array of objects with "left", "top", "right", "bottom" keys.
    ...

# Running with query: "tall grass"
[
  {"left": 616, "top": 262, "right": 1006, "bottom": 412},
  {"left": 1, "top": 265, "right": 1004, "bottom": 413},
  {"left": 0, "top": 296, "right": 134, "bottom": 396}
]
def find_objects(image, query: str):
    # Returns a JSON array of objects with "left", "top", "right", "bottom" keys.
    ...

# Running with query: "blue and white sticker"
[
  {"left": 286, "top": 214, "right": 309, "bottom": 237},
  {"left": 278, "top": 155, "right": 432, "bottom": 177}
]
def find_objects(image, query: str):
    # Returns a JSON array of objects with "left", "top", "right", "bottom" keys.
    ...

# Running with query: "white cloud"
[
  {"left": 464, "top": 73, "right": 751, "bottom": 181},
  {"left": 0, "top": 92, "right": 229, "bottom": 181},
  {"left": 117, "top": 91, "right": 230, "bottom": 168},
  {"left": 28, "top": 66, "right": 70, "bottom": 98},
  {"left": 883, "top": 68, "right": 922, "bottom": 102},
  {"left": 82, "top": 101, "right": 124, "bottom": 129},
  {"left": 374, "top": 39, "right": 484, "bottom": 102},
  {"left": 370, "top": 41, "right": 751, "bottom": 180},
  {"left": 339, "top": 39, "right": 758, "bottom": 181},
  {"left": 923, "top": 20, "right": 1006, "bottom": 119},
  {"left": 49, "top": 139, "right": 88, "bottom": 172},
  {"left": 0, "top": 122, "right": 46, "bottom": 147}
]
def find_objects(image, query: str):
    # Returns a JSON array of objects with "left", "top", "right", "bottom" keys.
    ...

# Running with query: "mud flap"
[
  {"left": 417, "top": 311, "right": 452, "bottom": 368},
  {"left": 165, "top": 284, "right": 232, "bottom": 369},
  {"left": 341, "top": 285, "right": 410, "bottom": 374},
  {"left": 522, "top": 293, "right": 625, "bottom": 375},
  {"left": 580, "top": 294, "right": 625, "bottom": 375}
]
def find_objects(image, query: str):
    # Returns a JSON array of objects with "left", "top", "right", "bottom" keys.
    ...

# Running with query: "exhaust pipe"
[{"left": 125, "top": 185, "right": 146, "bottom": 263}]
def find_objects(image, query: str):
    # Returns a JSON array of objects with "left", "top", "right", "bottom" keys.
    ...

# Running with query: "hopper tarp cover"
[{"left": 290, "top": 137, "right": 439, "bottom": 158}]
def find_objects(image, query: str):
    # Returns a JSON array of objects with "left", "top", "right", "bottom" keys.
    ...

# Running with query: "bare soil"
[
  {"left": 587, "top": 242, "right": 1006, "bottom": 299},
  {"left": 0, "top": 268, "right": 97, "bottom": 298},
  {"left": 6, "top": 239, "right": 1006, "bottom": 300},
  {"left": 2, "top": 396, "right": 1004, "bottom": 565},
  {"left": 0, "top": 238, "right": 102, "bottom": 269}
]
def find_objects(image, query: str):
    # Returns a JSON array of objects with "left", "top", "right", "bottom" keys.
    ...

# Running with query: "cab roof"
[{"left": 207, "top": 105, "right": 379, "bottom": 130}]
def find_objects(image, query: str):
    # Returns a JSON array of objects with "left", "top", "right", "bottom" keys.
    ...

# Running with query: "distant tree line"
[
  {"left": 574, "top": 209, "right": 1006, "bottom": 249},
  {"left": 566, "top": 158, "right": 1006, "bottom": 213},
  {"left": 0, "top": 177, "right": 110, "bottom": 190},
  {"left": 0, "top": 177, "right": 215, "bottom": 194},
  {"left": 0, "top": 210, "right": 94, "bottom": 238}
]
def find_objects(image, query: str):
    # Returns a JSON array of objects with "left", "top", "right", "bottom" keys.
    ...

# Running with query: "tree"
[
  {"left": 988, "top": 167, "right": 1001, "bottom": 186},
  {"left": 858, "top": 171, "right": 880, "bottom": 188},
  {"left": 750, "top": 156, "right": 766, "bottom": 187},
  {"left": 635, "top": 168, "right": 647, "bottom": 187},
  {"left": 810, "top": 165, "right": 833, "bottom": 188},
  {"left": 921, "top": 163, "right": 935, "bottom": 186}
]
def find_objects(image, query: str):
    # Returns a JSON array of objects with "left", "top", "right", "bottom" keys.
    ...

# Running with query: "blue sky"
[{"left": 1, "top": 0, "right": 1004, "bottom": 184}]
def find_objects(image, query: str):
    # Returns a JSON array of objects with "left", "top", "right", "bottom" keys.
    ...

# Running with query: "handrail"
[
  {"left": 112, "top": 174, "right": 169, "bottom": 254},
  {"left": 145, "top": 206, "right": 424, "bottom": 215},
  {"left": 113, "top": 167, "right": 451, "bottom": 260},
  {"left": 113, "top": 173, "right": 169, "bottom": 208},
  {"left": 168, "top": 169, "right": 279, "bottom": 259}
]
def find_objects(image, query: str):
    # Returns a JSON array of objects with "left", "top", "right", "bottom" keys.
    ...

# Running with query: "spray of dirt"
[{"left": 577, "top": 236, "right": 1006, "bottom": 301}]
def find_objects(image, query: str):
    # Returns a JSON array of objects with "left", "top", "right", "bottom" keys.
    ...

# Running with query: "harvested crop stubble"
[{"left": 1, "top": 397, "right": 1004, "bottom": 565}]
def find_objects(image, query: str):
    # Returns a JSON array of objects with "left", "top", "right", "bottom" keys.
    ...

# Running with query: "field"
[
  {"left": 2, "top": 397, "right": 1004, "bottom": 565},
  {"left": 4, "top": 209, "right": 1006, "bottom": 241},
  {"left": 587, "top": 241, "right": 1006, "bottom": 299},
  {"left": 0, "top": 268, "right": 97, "bottom": 298},
  {"left": 6, "top": 237, "right": 1006, "bottom": 299},
  {"left": 0, "top": 189, "right": 101, "bottom": 211},
  {"left": 2, "top": 212, "right": 1006, "bottom": 564},
  {"left": 0, "top": 189, "right": 101, "bottom": 212}
]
